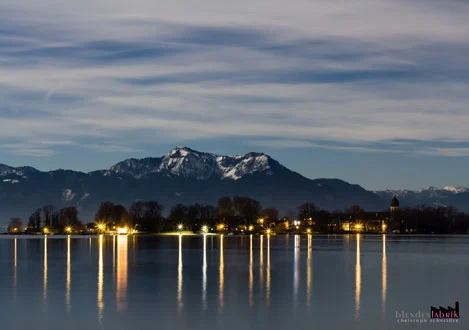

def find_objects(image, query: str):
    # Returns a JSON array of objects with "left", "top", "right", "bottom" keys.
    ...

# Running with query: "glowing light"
[
  {"left": 98, "top": 235, "right": 104, "bottom": 324},
  {"left": 43, "top": 236, "right": 48, "bottom": 303},
  {"left": 97, "top": 223, "right": 105, "bottom": 232},
  {"left": 219, "top": 235, "right": 224, "bottom": 311},
  {"left": 259, "top": 218, "right": 264, "bottom": 224},
  {"left": 202, "top": 234, "right": 207, "bottom": 310},
  {"left": 266, "top": 229, "right": 271, "bottom": 235},
  {"left": 116, "top": 227, "right": 129, "bottom": 235},
  {"left": 217, "top": 224, "right": 225, "bottom": 231},
  {"left": 382, "top": 235, "right": 387, "bottom": 317},
  {"left": 248, "top": 225, "right": 254, "bottom": 231},
  {"left": 178, "top": 234, "right": 183, "bottom": 313},
  {"left": 249, "top": 235, "right": 253, "bottom": 306},
  {"left": 116, "top": 235, "right": 128, "bottom": 312},
  {"left": 382, "top": 224, "right": 387, "bottom": 231},
  {"left": 355, "top": 224, "right": 362, "bottom": 231},
  {"left": 66, "top": 226, "right": 72, "bottom": 234},
  {"left": 293, "top": 235, "right": 300, "bottom": 308},
  {"left": 355, "top": 234, "right": 361, "bottom": 320},
  {"left": 13, "top": 227, "right": 18, "bottom": 232},
  {"left": 266, "top": 234, "right": 271, "bottom": 307},
  {"left": 306, "top": 228, "right": 311, "bottom": 234},
  {"left": 13, "top": 238, "right": 17, "bottom": 290},
  {"left": 178, "top": 224, "right": 183, "bottom": 230},
  {"left": 307, "top": 234, "right": 312, "bottom": 307},
  {"left": 260, "top": 235, "right": 264, "bottom": 296},
  {"left": 43, "top": 227, "right": 49, "bottom": 234},
  {"left": 66, "top": 235, "right": 71, "bottom": 313},
  {"left": 202, "top": 225, "right": 208, "bottom": 233}
]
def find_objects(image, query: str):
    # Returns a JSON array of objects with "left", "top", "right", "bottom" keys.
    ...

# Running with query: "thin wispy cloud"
[{"left": 0, "top": 0, "right": 468, "bottom": 173}]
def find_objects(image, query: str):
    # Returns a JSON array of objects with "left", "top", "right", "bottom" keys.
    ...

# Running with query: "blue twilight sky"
[{"left": 1, "top": 0, "right": 469, "bottom": 190}]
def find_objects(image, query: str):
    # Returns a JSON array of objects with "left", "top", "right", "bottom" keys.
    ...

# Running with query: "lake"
[{"left": 0, "top": 234, "right": 467, "bottom": 330}]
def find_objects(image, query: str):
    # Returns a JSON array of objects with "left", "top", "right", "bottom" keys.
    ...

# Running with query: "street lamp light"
[
  {"left": 178, "top": 224, "right": 183, "bottom": 231},
  {"left": 43, "top": 227, "right": 49, "bottom": 235},
  {"left": 202, "top": 225, "right": 208, "bottom": 233},
  {"left": 66, "top": 226, "right": 72, "bottom": 234}
]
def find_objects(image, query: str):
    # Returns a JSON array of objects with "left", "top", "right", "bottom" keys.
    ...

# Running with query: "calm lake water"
[{"left": 0, "top": 234, "right": 467, "bottom": 330}]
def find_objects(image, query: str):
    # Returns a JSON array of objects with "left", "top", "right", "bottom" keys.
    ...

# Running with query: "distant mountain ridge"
[
  {"left": 375, "top": 186, "right": 469, "bottom": 210},
  {"left": 1, "top": 146, "right": 468, "bottom": 225}
]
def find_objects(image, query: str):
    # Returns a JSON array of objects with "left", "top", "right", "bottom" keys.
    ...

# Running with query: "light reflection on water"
[
  {"left": 355, "top": 234, "right": 361, "bottom": 321},
  {"left": 266, "top": 234, "right": 271, "bottom": 307},
  {"left": 202, "top": 234, "right": 207, "bottom": 310},
  {"left": 177, "top": 234, "right": 183, "bottom": 314},
  {"left": 116, "top": 235, "right": 128, "bottom": 312},
  {"left": 97, "top": 235, "right": 104, "bottom": 324},
  {"left": 219, "top": 234, "right": 224, "bottom": 311},
  {"left": 43, "top": 236, "right": 48, "bottom": 305},
  {"left": 306, "top": 234, "right": 312, "bottom": 307},
  {"left": 2, "top": 234, "right": 469, "bottom": 330},
  {"left": 382, "top": 234, "right": 387, "bottom": 319},
  {"left": 249, "top": 234, "right": 253, "bottom": 307},
  {"left": 66, "top": 235, "right": 71, "bottom": 313}
]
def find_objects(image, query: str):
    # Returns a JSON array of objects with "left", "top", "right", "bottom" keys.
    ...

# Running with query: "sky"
[{"left": 1, "top": 0, "right": 469, "bottom": 190}]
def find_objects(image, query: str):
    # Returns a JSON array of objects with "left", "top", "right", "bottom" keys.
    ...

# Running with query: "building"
[{"left": 390, "top": 196, "right": 400, "bottom": 212}]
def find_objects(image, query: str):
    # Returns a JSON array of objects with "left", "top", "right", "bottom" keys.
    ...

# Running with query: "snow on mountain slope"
[
  {"left": 107, "top": 146, "right": 273, "bottom": 180},
  {"left": 0, "top": 164, "right": 38, "bottom": 178},
  {"left": 443, "top": 186, "right": 469, "bottom": 194}
]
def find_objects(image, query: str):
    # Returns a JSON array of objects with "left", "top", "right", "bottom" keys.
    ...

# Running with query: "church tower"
[
  {"left": 390, "top": 196, "right": 399, "bottom": 212},
  {"left": 390, "top": 196, "right": 401, "bottom": 231}
]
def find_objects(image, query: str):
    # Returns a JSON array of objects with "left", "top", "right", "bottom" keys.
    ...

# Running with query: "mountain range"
[{"left": 1, "top": 146, "right": 468, "bottom": 226}]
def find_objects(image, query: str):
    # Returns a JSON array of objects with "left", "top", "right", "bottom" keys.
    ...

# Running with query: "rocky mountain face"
[
  {"left": 1, "top": 146, "right": 467, "bottom": 226},
  {"left": 106, "top": 146, "right": 276, "bottom": 180}
]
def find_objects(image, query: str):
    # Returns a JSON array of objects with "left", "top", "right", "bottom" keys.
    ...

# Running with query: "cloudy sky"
[{"left": 1, "top": 0, "right": 468, "bottom": 190}]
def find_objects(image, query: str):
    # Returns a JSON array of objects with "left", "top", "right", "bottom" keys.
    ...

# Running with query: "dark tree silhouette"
[
  {"left": 95, "top": 201, "right": 115, "bottom": 224},
  {"left": 8, "top": 218, "right": 23, "bottom": 233},
  {"left": 42, "top": 205, "right": 55, "bottom": 227},
  {"left": 217, "top": 197, "right": 234, "bottom": 217},
  {"left": 260, "top": 207, "right": 279, "bottom": 220},
  {"left": 298, "top": 202, "right": 318, "bottom": 221}
]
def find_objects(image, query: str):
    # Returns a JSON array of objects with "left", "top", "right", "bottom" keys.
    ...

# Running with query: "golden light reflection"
[
  {"left": 259, "top": 235, "right": 264, "bottom": 296},
  {"left": 355, "top": 234, "right": 361, "bottom": 321},
  {"left": 178, "top": 234, "right": 183, "bottom": 314},
  {"left": 307, "top": 234, "right": 312, "bottom": 307},
  {"left": 112, "top": 235, "right": 116, "bottom": 285},
  {"left": 249, "top": 234, "right": 253, "bottom": 307},
  {"left": 13, "top": 238, "right": 17, "bottom": 289},
  {"left": 219, "top": 235, "right": 224, "bottom": 310},
  {"left": 382, "top": 234, "right": 387, "bottom": 318},
  {"left": 293, "top": 235, "right": 300, "bottom": 306},
  {"left": 98, "top": 235, "right": 104, "bottom": 324},
  {"left": 116, "top": 235, "right": 128, "bottom": 312},
  {"left": 202, "top": 234, "right": 207, "bottom": 310},
  {"left": 43, "top": 236, "right": 48, "bottom": 304},
  {"left": 66, "top": 235, "right": 71, "bottom": 313},
  {"left": 266, "top": 234, "right": 271, "bottom": 307}
]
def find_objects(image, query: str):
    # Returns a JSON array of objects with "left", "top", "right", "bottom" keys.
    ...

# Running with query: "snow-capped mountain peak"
[{"left": 107, "top": 146, "right": 275, "bottom": 180}]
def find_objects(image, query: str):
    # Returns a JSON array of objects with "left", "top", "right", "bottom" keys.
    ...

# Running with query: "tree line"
[{"left": 6, "top": 198, "right": 469, "bottom": 234}]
